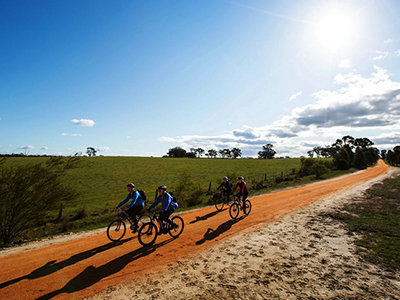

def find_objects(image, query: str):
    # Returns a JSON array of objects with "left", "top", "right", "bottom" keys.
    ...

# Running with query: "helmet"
[
  {"left": 158, "top": 185, "right": 167, "bottom": 190},
  {"left": 223, "top": 176, "right": 228, "bottom": 180},
  {"left": 127, "top": 183, "right": 135, "bottom": 188},
  {"left": 238, "top": 176, "right": 244, "bottom": 180}
]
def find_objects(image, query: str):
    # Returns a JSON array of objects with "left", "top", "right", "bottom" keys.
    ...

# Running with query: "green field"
[
  {"left": 2, "top": 156, "right": 301, "bottom": 214},
  {"left": 2, "top": 156, "right": 351, "bottom": 243}
]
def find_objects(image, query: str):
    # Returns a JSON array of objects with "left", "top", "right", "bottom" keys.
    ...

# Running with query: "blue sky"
[{"left": 1, "top": 0, "right": 400, "bottom": 157}]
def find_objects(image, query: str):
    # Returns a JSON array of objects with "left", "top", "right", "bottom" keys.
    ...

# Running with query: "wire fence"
[{"left": 207, "top": 169, "right": 299, "bottom": 192}]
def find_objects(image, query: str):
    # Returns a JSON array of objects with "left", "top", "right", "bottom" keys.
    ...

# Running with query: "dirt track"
[{"left": 0, "top": 160, "right": 389, "bottom": 300}]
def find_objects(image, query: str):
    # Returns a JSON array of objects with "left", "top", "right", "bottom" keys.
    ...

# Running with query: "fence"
[{"left": 207, "top": 169, "right": 299, "bottom": 191}]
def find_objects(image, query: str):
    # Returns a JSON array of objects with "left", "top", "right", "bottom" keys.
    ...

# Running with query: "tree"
[
  {"left": 258, "top": 144, "right": 276, "bottom": 159},
  {"left": 0, "top": 156, "right": 80, "bottom": 246},
  {"left": 167, "top": 147, "right": 187, "bottom": 157},
  {"left": 196, "top": 148, "right": 205, "bottom": 158},
  {"left": 86, "top": 147, "right": 97, "bottom": 157},
  {"left": 381, "top": 149, "right": 387, "bottom": 160},
  {"left": 231, "top": 148, "right": 242, "bottom": 159},
  {"left": 206, "top": 149, "right": 218, "bottom": 158},
  {"left": 190, "top": 148, "right": 197, "bottom": 158},
  {"left": 223, "top": 149, "right": 232, "bottom": 159}
]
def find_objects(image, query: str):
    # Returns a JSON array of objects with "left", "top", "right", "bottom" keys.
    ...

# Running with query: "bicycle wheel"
[
  {"left": 137, "top": 214, "right": 151, "bottom": 228},
  {"left": 138, "top": 222, "right": 157, "bottom": 246},
  {"left": 168, "top": 216, "right": 184, "bottom": 238},
  {"left": 244, "top": 200, "right": 252, "bottom": 215},
  {"left": 107, "top": 219, "right": 126, "bottom": 242},
  {"left": 229, "top": 203, "right": 240, "bottom": 219},
  {"left": 214, "top": 196, "right": 224, "bottom": 211}
]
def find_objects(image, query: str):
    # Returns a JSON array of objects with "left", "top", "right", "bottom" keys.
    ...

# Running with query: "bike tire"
[
  {"left": 137, "top": 214, "right": 151, "bottom": 228},
  {"left": 214, "top": 196, "right": 224, "bottom": 211},
  {"left": 107, "top": 219, "right": 126, "bottom": 242},
  {"left": 168, "top": 216, "right": 184, "bottom": 238},
  {"left": 244, "top": 200, "right": 252, "bottom": 215},
  {"left": 229, "top": 203, "right": 240, "bottom": 219},
  {"left": 138, "top": 222, "right": 157, "bottom": 246}
]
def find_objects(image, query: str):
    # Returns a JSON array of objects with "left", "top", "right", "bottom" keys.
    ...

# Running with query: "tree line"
[
  {"left": 306, "top": 135, "right": 380, "bottom": 170},
  {"left": 385, "top": 145, "right": 400, "bottom": 166},
  {"left": 165, "top": 144, "right": 277, "bottom": 159},
  {"left": 2, "top": 136, "right": 399, "bottom": 247}
]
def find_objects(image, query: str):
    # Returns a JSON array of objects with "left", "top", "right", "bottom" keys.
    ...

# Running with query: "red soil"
[{"left": 0, "top": 160, "right": 389, "bottom": 300}]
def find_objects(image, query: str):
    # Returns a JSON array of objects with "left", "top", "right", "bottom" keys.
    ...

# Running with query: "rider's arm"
[
  {"left": 127, "top": 191, "right": 139, "bottom": 208},
  {"left": 149, "top": 196, "right": 160, "bottom": 210},
  {"left": 241, "top": 182, "right": 246, "bottom": 194},
  {"left": 216, "top": 182, "right": 223, "bottom": 190},
  {"left": 161, "top": 193, "right": 172, "bottom": 212},
  {"left": 232, "top": 183, "right": 238, "bottom": 194},
  {"left": 117, "top": 194, "right": 131, "bottom": 208}
]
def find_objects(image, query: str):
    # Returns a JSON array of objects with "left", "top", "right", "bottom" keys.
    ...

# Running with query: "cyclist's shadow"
[
  {"left": 190, "top": 209, "right": 226, "bottom": 224},
  {"left": 0, "top": 238, "right": 134, "bottom": 290},
  {"left": 195, "top": 216, "right": 245, "bottom": 245},
  {"left": 35, "top": 238, "right": 174, "bottom": 300}
]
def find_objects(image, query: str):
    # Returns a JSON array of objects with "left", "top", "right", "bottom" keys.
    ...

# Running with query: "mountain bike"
[
  {"left": 138, "top": 211, "right": 184, "bottom": 246},
  {"left": 214, "top": 190, "right": 235, "bottom": 211},
  {"left": 229, "top": 194, "right": 252, "bottom": 219},
  {"left": 107, "top": 207, "right": 151, "bottom": 242}
]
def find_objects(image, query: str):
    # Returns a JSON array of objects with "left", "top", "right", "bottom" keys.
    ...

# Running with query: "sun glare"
[{"left": 313, "top": 10, "right": 354, "bottom": 53}]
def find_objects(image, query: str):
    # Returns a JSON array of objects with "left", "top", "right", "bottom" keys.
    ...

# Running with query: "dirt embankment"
[{"left": 1, "top": 160, "right": 398, "bottom": 300}]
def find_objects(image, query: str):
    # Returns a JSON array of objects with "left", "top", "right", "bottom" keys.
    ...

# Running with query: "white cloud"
[
  {"left": 289, "top": 92, "right": 302, "bottom": 101},
  {"left": 396, "top": 49, "right": 400, "bottom": 56},
  {"left": 41, "top": 146, "right": 49, "bottom": 150},
  {"left": 159, "top": 136, "right": 178, "bottom": 142},
  {"left": 373, "top": 51, "right": 389, "bottom": 60},
  {"left": 18, "top": 145, "right": 35, "bottom": 150},
  {"left": 384, "top": 39, "right": 393, "bottom": 44},
  {"left": 70, "top": 134, "right": 82, "bottom": 137},
  {"left": 71, "top": 119, "right": 95, "bottom": 127},
  {"left": 338, "top": 59, "right": 351, "bottom": 69},
  {"left": 159, "top": 65, "right": 400, "bottom": 156},
  {"left": 96, "top": 147, "right": 110, "bottom": 152},
  {"left": 127, "top": 136, "right": 132, "bottom": 139},
  {"left": 61, "top": 133, "right": 68, "bottom": 136}
]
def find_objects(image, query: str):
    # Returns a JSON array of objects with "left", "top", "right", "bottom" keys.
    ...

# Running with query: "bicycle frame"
[
  {"left": 148, "top": 211, "right": 168, "bottom": 231},
  {"left": 117, "top": 207, "right": 134, "bottom": 225}
]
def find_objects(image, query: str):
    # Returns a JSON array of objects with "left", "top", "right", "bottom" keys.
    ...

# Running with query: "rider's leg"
[
  {"left": 126, "top": 205, "right": 143, "bottom": 228},
  {"left": 160, "top": 206, "right": 176, "bottom": 227},
  {"left": 226, "top": 190, "right": 231, "bottom": 204},
  {"left": 242, "top": 193, "right": 249, "bottom": 213}
]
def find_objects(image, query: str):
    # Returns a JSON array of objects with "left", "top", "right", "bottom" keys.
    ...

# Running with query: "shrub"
[
  {"left": 0, "top": 156, "right": 80, "bottom": 247},
  {"left": 312, "top": 160, "right": 329, "bottom": 179},
  {"left": 75, "top": 207, "right": 89, "bottom": 220}
]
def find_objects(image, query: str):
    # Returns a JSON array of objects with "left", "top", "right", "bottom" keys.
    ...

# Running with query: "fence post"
[
  {"left": 57, "top": 203, "right": 64, "bottom": 221},
  {"left": 209, "top": 182, "right": 212, "bottom": 191}
]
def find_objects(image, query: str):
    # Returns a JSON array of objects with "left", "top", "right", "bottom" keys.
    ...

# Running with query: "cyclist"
[
  {"left": 148, "top": 185, "right": 178, "bottom": 233},
  {"left": 216, "top": 176, "right": 233, "bottom": 204},
  {"left": 116, "top": 183, "right": 144, "bottom": 233},
  {"left": 232, "top": 176, "right": 249, "bottom": 213}
]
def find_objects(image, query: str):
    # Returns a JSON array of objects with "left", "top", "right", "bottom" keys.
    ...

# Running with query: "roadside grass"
[
  {"left": 332, "top": 174, "right": 400, "bottom": 272},
  {"left": 2, "top": 156, "right": 354, "bottom": 245}
]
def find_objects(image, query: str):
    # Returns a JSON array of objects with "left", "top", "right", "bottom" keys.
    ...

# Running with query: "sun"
[{"left": 313, "top": 10, "right": 354, "bottom": 53}]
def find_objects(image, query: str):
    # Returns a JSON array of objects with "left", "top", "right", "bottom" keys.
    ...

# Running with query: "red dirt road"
[{"left": 0, "top": 161, "right": 389, "bottom": 300}]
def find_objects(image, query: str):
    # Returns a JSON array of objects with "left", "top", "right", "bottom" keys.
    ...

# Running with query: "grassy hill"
[{"left": 2, "top": 156, "right": 347, "bottom": 243}]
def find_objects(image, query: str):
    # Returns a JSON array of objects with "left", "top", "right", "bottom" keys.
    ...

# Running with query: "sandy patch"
[{"left": 88, "top": 167, "right": 400, "bottom": 300}]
